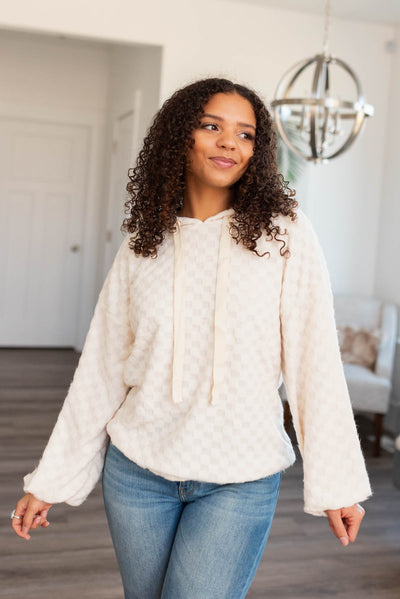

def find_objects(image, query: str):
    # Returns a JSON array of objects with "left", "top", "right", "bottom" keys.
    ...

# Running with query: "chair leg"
[
  {"left": 283, "top": 401, "right": 292, "bottom": 434},
  {"left": 373, "top": 413, "right": 383, "bottom": 457}
]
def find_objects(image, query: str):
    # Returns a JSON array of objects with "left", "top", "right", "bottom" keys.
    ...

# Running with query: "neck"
[{"left": 179, "top": 177, "right": 232, "bottom": 221}]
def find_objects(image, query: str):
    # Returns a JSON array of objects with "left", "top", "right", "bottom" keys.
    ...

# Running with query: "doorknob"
[{"left": 70, "top": 244, "right": 80, "bottom": 253}]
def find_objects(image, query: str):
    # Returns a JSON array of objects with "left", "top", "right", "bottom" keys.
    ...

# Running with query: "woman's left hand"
[{"left": 324, "top": 503, "right": 365, "bottom": 546}]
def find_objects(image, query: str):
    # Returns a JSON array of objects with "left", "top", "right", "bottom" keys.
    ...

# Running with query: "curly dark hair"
[{"left": 122, "top": 77, "right": 298, "bottom": 259}]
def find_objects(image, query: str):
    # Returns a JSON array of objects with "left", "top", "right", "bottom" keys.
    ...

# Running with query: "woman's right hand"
[{"left": 11, "top": 493, "right": 53, "bottom": 540}]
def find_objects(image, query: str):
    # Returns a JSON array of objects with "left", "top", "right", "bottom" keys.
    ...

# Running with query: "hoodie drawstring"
[
  {"left": 210, "top": 216, "right": 232, "bottom": 405},
  {"left": 172, "top": 219, "right": 185, "bottom": 404},
  {"left": 172, "top": 215, "right": 232, "bottom": 406}
]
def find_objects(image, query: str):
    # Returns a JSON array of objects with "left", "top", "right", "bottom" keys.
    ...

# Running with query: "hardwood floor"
[{"left": 1, "top": 348, "right": 399, "bottom": 598}]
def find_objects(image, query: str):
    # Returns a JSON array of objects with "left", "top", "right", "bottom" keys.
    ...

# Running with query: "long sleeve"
[
  {"left": 279, "top": 209, "right": 373, "bottom": 517},
  {"left": 23, "top": 236, "right": 134, "bottom": 506}
]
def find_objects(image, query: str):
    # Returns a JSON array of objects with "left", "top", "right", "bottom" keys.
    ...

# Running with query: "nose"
[{"left": 216, "top": 128, "right": 237, "bottom": 150}]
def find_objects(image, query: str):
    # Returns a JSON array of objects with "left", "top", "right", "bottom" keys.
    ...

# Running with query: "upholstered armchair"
[
  {"left": 279, "top": 294, "right": 398, "bottom": 457},
  {"left": 333, "top": 294, "right": 398, "bottom": 456}
]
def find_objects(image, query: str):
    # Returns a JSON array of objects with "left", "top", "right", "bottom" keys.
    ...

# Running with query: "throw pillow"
[{"left": 337, "top": 326, "right": 382, "bottom": 371}]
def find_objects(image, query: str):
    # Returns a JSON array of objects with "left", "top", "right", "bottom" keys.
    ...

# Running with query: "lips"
[{"left": 210, "top": 157, "right": 237, "bottom": 168}]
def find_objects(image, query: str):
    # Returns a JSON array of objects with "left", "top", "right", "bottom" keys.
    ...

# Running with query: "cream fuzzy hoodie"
[{"left": 23, "top": 207, "right": 372, "bottom": 516}]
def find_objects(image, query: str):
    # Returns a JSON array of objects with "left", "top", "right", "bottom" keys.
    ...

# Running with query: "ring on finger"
[
  {"left": 356, "top": 503, "right": 365, "bottom": 515},
  {"left": 10, "top": 509, "right": 42, "bottom": 521},
  {"left": 10, "top": 509, "right": 23, "bottom": 520}
]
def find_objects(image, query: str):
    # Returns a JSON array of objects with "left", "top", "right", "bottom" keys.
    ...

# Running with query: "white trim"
[{"left": 130, "top": 88, "right": 142, "bottom": 165}]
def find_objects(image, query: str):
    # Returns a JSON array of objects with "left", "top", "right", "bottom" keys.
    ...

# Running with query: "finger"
[
  {"left": 327, "top": 510, "right": 349, "bottom": 546},
  {"left": 346, "top": 517, "right": 362, "bottom": 543},
  {"left": 26, "top": 507, "right": 50, "bottom": 531},
  {"left": 11, "top": 498, "right": 29, "bottom": 539},
  {"left": 12, "top": 513, "right": 28, "bottom": 538},
  {"left": 37, "top": 508, "right": 48, "bottom": 526},
  {"left": 29, "top": 514, "right": 43, "bottom": 530},
  {"left": 343, "top": 506, "right": 364, "bottom": 543},
  {"left": 39, "top": 508, "right": 50, "bottom": 528},
  {"left": 11, "top": 516, "right": 28, "bottom": 538},
  {"left": 22, "top": 503, "right": 40, "bottom": 539}
]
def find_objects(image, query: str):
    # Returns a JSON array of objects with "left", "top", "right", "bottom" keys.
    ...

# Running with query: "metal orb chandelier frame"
[{"left": 270, "top": 0, "right": 374, "bottom": 164}]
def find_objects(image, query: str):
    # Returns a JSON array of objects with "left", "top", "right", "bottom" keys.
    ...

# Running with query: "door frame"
[{"left": 103, "top": 88, "right": 142, "bottom": 276}]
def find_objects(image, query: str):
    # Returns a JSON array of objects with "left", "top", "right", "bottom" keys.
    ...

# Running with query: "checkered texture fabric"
[{"left": 23, "top": 208, "right": 372, "bottom": 516}]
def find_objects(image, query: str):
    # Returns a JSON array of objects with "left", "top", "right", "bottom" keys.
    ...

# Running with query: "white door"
[{"left": 0, "top": 118, "right": 90, "bottom": 346}]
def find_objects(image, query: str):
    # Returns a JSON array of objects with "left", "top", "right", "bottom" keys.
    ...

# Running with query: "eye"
[
  {"left": 201, "top": 122, "right": 219, "bottom": 131},
  {"left": 239, "top": 131, "right": 255, "bottom": 141}
]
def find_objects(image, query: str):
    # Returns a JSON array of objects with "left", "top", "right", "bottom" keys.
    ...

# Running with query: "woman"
[{"left": 11, "top": 78, "right": 372, "bottom": 598}]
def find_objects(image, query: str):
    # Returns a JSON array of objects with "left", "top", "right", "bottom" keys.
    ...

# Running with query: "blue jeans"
[{"left": 102, "top": 441, "right": 281, "bottom": 599}]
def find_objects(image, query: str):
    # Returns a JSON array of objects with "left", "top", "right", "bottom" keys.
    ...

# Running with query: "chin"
[{"left": 209, "top": 175, "right": 239, "bottom": 188}]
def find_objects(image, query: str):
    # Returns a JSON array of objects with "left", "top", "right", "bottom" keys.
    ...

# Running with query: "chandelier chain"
[{"left": 322, "top": 0, "right": 331, "bottom": 56}]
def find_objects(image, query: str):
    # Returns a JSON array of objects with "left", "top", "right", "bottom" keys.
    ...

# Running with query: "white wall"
[
  {"left": 108, "top": 44, "right": 162, "bottom": 148},
  {"left": 376, "top": 27, "right": 400, "bottom": 305},
  {"left": 376, "top": 26, "right": 400, "bottom": 432},
  {"left": 0, "top": 29, "right": 110, "bottom": 113}
]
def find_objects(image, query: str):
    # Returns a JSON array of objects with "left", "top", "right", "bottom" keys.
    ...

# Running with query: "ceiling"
[{"left": 226, "top": 0, "right": 400, "bottom": 27}]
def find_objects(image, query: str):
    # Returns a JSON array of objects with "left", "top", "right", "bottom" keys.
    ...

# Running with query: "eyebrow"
[{"left": 202, "top": 113, "right": 256, "bottom": 132}]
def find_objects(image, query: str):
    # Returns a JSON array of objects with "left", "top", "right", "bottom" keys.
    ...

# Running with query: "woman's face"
[{"left": 186, "top": 92, "right": 256, "bottom": 190}]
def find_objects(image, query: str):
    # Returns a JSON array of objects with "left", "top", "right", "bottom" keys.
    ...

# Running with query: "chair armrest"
[{"left": 375, "top": 303, "right": 398, "bottom": 380}]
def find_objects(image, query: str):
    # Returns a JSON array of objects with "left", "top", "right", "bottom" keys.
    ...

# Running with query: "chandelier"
[{"left": 270, "top": 0, "right": 374, "bottom": 164}]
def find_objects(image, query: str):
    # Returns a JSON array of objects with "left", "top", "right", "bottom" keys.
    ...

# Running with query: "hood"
[{"left": 172, "top": 207, "right": 235, "bottom": 406}]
